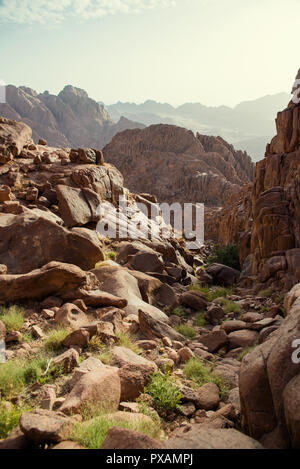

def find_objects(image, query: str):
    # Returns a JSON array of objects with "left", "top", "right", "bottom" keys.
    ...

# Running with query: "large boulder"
[
  {"left": 138, "top": 309, "right": 185, "bottom": 341},
  {"left": 60, "top": 367, "right": 121, "bottom": 415},
  {"left": 0, "top": 262, "right": 87, "bottom": 302},
  {"left": 205, "top": 263, "right": 240, "bottom": 286},
  {"left": 0, "top": 117, "right": 32, "bottom": 164},
  {"left": 92, "top": 264, "right": 169, "bottom": 322},
  {"left": 56, "top": 184, "right": 101, "bottom": 228},
  {"left": 19, "top": 410, "right": 73, "bottom": 444},
  {"left": 0, "top": 211, "right": 104, "bottom": 274}
]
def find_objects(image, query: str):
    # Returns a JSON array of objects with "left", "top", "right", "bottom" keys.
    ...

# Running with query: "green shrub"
[
  {"left": 0, "top": 305, "right": 24, "bottom": 332},
  {"left": 0, "top": 355, "right": 48, "bottom": 398},
  {"left": 274, "top": 294, "right": 284, "bottom": 305},
  {"left": 68, "top": 413, "right": 160, "bottom": 449},
  {"left": 194, "top": 312, "right": 206, "bottom": 327},
  {"left": 175, "top": 324, "right": 197, "bottom": 339},
  {"left": 218, "top": 298, "right": 241, "bottom": 314},
  {"left": 145, "top": 372, "right": 182, "bottom": 411},
  {"left": 172, "top": 306, "right": 187, "bottom": 318},
  {"left": 105, "top": 250, "right": 117, "bottom": 261},
  {"left": 258, "top": 289, "right": 273, "bottom": 298},
  {"left": 43, "top": 327, "right": 71, "bottom": 351},
  {"left": 0, "top": 402, "right": 30, "bottom": 439},
  {"left": 207, "top": 244, "right": 240, "bottom": 271},
  {"left": 183, "top": 358, "right": 228, "bottom": 399},
  {"left": 115, "top": 331, "right": 140, "bottom": 354}
]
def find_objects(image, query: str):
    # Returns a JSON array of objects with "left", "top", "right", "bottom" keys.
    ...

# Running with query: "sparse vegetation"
[
  {"left": 274, "top": 294, "right": 284, "bottom": 305},
  {"left": 43, "top": 327, "right": 71, "bottom": 351},
  {"left": 0, "top": 355, "right": 49, "bottom": 398},
  {"left": 258, "top": 288, "right": 273, "bottom": 298},
  {"left": 145, "top": 372, "right": 182, "bottom": 412},
  {"left": 0, "top": 402, "right": 31, "bottom": 439},
  {"left": 218, "top": 298, "right": 241, "bottom": 314},
  {"left": 183, "top": 358, "right": 228, "bottom": 399},
  {"left": 115, "top": 331, "right": 140, "bottom": 354},
  {"left": 104, "top": 250, "right": 117, "bottom": 261},
  {"left": 172, "top": 306, "right": 187, "bottom": 318},
  {"left": 206, "top": 244, "right": 240, "bottom": 271},
  {"left": 68, "top": 412, "right": 160, "bottom": 449},
  {"left": 194, "top": 312, "right": 206, "bottom": 327},
  {"left": 0, "top": 305, "right": 24, "bottom": 332},
  {"left": 175, "top": 323, "right": 197, "bottom": 339},
  {"left": 188, "top": 285, "right": 234, "bottom": 302}
]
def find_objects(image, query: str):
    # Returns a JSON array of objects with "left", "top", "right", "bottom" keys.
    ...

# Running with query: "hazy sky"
[{"left": 0, "top": 0, "right": 299, "bottom": 106}]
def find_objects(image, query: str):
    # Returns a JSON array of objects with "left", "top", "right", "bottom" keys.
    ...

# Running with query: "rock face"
[
  {"left": 206, "top": 69, "right": 300, "bottom": 291},
  {"left": 0, "top": 85, "right": 144, "bottom": 148},
  {"left": 239, "top": 283, "right": 300, "bottom": 448},
  {"left": 103, "top": 124, "right": 254, "bottom": 206}
]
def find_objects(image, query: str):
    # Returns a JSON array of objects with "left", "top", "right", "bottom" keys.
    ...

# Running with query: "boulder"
[
  {"left": 138, "top": 309, "right": 185, "bottom": 342},
  {"left": 118, "top": 363, "right": 155, "bottom": 401},
  {"left": 179, "top": 291, "right": 207, "bottom": 311},
  {"left": 101, "top": 427, "right": 163, "bottom": 449},
  {"left": 205, "top": 304, "right": 225, "bottom": 325},
  {"left": 112, "top": 346, "right": 157, "bottom": 369},
  {"left": 198, "top": 330, "right": 228, "bottom": 353},
  {"left": 205, "top": 263, "right": 240, "bottom": 286},
  {"left": 228, "top": 330, "right": 258, "bottom": 350},
  {"left": 56, "top": 184, "right": 101, "bottom": 228},
  {"left": 0, "top": 211, "right": 104, "bottom": 274},
  {"left": 196, "top": 382, "right": 220, "bottom": 410},
  {"left": 54, "top": 303, "right": 89, "bottom": 329},
  {"left": 60, "top": 367, "right": 121, "bottom": 415},
  {"left": 19, "top": 410, "right": 73, "bottom": 444},
  {"left": 0, "top": 118, "right": 32, "bottom": 164}
]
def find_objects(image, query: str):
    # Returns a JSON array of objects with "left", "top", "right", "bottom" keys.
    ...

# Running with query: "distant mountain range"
[
  {"left": 0, "top": 85, "right": 145, "bottom": 149},
  {"left": 0, "top": 84, "right": 290, "bottom": 162},
  {"left": 107, "top": 93, "right": 290, "bottom": 161}
]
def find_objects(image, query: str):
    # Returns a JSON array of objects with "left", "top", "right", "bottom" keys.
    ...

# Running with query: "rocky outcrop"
[
  {"left": 0, "top": 85, "right": 144, "bottom": 149},
  {"left": 206, "top": 69, "right": 300, "bottom": 292},
  {"left": 103, "top": 124, "right": 254, "bottom": 206}
]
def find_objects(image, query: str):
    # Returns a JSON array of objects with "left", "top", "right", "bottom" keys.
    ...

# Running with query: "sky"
[{"left": 0, "top": 0, "right": 299, "bottom": 107}]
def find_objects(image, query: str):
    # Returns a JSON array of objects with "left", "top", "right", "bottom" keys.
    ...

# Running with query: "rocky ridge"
[
  {"left": 103, "top": 124, "right": 254, "bottom": 206},
  {"left": 0, "top": 85, "right": 145, "bottom": 149}
]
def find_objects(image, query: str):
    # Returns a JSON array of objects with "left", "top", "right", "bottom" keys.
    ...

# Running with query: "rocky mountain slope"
[
  {"left": 108, "top": 93, "right": 290, "bottom": 161},
  {"left": 0, "top": 85, "right": 145, "bottom": 149},
  {"left": 0, "top": 114, "right": 294, "bottom": 450},
  {"left": 103, "top": 124, "right": 254, "bottom": 206}
]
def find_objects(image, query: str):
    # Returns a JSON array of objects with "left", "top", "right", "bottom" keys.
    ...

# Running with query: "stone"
[
  {"left": 0, "top": 211, "right": 104, "bottom": 274},
  {"left": 52, "top": 348, "right": 79, "bottom": 373},
  {"left": 112, "top": 346, "right": 157, "bottom": 369},
  {"left": 55, "top": 303, "right": 89, "bottom": 330},
  {"left": 179, "top": 291, "right": 207, "bottom": 311},
  {"left": 138, "top": 309, "right": 185, "bottom": 342},
  {"left": 205, "top": 263, "right": 240, "bottom": 286},
  {"left": 63, "top": 329, "right": 90, "bottom": 348},
  {"left": 60, "top": 367, "right": 121, "bottom": 415},
  {"left": 101, "top": 427, "right": 163, "bottom": 449},
  {"left": 178, "top": 347, "right": 195, "bottom": 363},
  {"left": 31, "top": 325, "right": 44, "bottom": 339},
  {"left": 205, "top": 304, "right": 225, "bottom": 325},
  {"left": 69, "top": 357, "right": 105, "bottom": 388},
  {"left": 228, "top": 330, "right": 258, "bottom": 349},
  {"left": 19, "top": 410, "right": 73, "bottom": 444},
  {"left": 196, "top": 382, "right": 220, "bottom": 410},
  {"left": 198, "top": 330, "right": 228, "bottom": 353},
  {"left": 118, "top": 363, "right": 155, "bottom": 401}
]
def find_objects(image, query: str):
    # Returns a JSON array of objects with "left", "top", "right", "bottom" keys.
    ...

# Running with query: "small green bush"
[
  {"left": 207, "top": 244, "right": 240, "bottom": 271},
  {"left": 145, "top": 372, "right": 182, "bottom": 412},
  {"left": 172, "top": 306, "right": 187, "bottom": 318},
  {"left": 0, "top": 402, "right": 30, "bottom": 439},
  {"left": 43, "top": 327, "right": 71, "bottom": 351},
  {"left": 175, "top": 324, "right": 197, "bottom": 339},
  {"left": 218, "top": 298, "right": 241, "bottom": 314},
  {"left": 69, "top": 414, "right": 159, "bottom": 449},
  {"left": 258, "top": 289, "right": 273, "bottom": 298},
  {"left": 0, "top": 355, "right": 48, "bottom": 398},
  {"left": 194, "top": 312, "right": 206, "bottom": 327},
  {"left": 115, "top": 331, "right": 140, "bottom": 354},
  {"left": 0, "top": 305, "right": 24, "bottom": 332},
  {"left": 183, "top": 358, "right": 228, "bottom": 399},
  {"left": 105, "top": 250, "right": 117, "bottom": 261}
]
